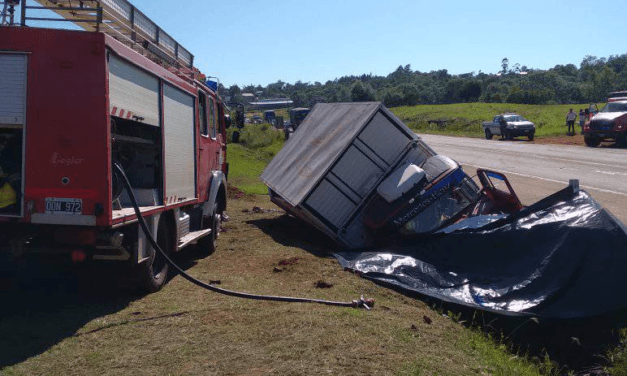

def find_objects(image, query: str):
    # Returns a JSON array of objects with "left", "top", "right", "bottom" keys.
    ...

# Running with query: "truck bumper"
[{"left": 584, "top": 130, "right": 624, "bottom": 141}]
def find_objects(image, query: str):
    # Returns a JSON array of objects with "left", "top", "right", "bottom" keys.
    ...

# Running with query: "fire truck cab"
[{"left": 0, "top": 0, "right": 229, "bottom": 292}]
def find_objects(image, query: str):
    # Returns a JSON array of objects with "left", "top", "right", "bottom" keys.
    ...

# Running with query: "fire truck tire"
[
  {"left": 138, "top": 215, "right": 171, "bottom": 292},
  {"left": 584, "top": 136, "right": 600, "bottom": 147},
  {"left": 198, "top": 202, "right": 221, "bottom": 256}
]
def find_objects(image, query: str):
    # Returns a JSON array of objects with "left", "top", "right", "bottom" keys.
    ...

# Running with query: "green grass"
[
  {"left": 227, "top": 124, "right": 285, "bottom": 194},
  {"left": 391, "top": 102, "right": 600, "bottom": 138}
]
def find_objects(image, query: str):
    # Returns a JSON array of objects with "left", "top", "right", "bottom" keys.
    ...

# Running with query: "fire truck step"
[{"left": 177, "top": 229, "right": 212, "bottom": 250}]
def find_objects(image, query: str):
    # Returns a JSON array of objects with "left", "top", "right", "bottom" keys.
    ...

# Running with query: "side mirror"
[{"left": 224, "top": 114, "right": 231, "bottom": 129}]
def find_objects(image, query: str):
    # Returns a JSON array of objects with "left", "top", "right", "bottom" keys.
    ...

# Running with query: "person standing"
[
  {"left": 566, "top": 109, "right": 576, "bottom": 136},
  {"left": 579, "top": 109, "right": 585, "bottom": 134}
]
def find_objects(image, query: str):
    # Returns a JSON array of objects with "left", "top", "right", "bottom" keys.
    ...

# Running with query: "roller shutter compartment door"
[
  {"left": 108, "top": 54, "right": 160, "bottom": 126},
  {"left": 163, "top": 83, "right": 196, "bottom": 203},
  {"left": 0, "top": 54, "right": 27, "bottom": 126}
]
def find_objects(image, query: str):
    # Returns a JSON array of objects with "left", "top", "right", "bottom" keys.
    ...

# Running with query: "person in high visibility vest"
[{"left": 0, "top": 175, "right": 17, "bottom": 211}]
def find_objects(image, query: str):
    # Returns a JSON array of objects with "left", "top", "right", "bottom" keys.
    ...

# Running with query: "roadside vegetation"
[
  {"left": 223, "top": 106, "right": 627, "bottom": 375},
  {"left": 4, "top": 104, "right": 626, "bottom": 375},
  {"left": 223, "top": 54, "right": 627, "bottom": 109},
  {"left": 391, "top": 102, "right": 601, "bottom": 138}
]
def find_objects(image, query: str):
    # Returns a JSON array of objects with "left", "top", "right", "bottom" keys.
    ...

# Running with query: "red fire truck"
[{"left": 0, "top": 0, "right": 229, "bottom": 291}]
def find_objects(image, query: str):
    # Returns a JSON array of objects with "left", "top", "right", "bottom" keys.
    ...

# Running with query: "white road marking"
[{"left": 463, "top": 163, "right": 627, "bottom": 198}]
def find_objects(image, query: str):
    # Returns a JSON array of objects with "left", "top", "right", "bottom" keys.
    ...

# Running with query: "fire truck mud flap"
[{"left": 334, "top": 186, "right": 627, "bottom": 319}]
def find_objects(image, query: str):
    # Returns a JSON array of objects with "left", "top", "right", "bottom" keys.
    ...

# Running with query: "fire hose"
[{"left": 113, "top": 162, "right": 373, "bottom": 310}]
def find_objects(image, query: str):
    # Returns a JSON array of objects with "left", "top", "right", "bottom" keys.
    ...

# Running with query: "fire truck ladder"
[{"left": 19, "top": 0, "right": 196, "bottom": 79}]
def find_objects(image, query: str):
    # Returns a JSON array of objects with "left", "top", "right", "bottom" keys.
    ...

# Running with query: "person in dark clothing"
[{"left": 566, "top": 109, "right": 576, "bottom": 136}]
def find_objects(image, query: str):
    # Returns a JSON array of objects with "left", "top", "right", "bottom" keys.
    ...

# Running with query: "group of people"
[{"left": 566, "top": 108, "right": 591, "bottom": 136}]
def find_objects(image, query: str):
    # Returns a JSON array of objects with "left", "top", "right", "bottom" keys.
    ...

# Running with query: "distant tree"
[
  {"left": 501, "top": 58, "right": 509, "bottom": 74},
  {"left": 350, "top": 80, "right": 376, "bottom": 102},
  {"left": 229, "top": 84, "right": 241, "bottom": 95}
]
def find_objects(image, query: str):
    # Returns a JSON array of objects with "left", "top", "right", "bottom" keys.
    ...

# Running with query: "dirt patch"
[
  {"left": 533, "top": 133, "right": 623, "bottom": 148},
  {"left": 534, "top": 133, "right": 587, "bottom": 146}
]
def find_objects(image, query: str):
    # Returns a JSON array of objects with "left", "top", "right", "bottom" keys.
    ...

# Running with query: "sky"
[{"left": 15, "top": 0, "right": 627, "bottom": 88}]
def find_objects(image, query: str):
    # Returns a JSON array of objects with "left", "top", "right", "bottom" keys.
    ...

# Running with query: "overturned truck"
[
  {"left": 261, "top": 102, "right": 627, "bottom": 318},
  {"left": 261, "top": 102, "right": 521, "bottom": 249}
]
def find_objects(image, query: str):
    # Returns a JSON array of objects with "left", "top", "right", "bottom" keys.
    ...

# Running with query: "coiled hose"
[{"left": 113, "top": 162, "right": 373, "bottom": 310}]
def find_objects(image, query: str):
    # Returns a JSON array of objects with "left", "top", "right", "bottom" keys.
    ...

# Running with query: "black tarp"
[{"left": 335, "top": 187, "right": 627, "bottom": 318}]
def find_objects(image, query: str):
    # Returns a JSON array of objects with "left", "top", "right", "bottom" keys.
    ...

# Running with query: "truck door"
[{"left": 197, "top": 91, "right": 218, "bottom": 201}]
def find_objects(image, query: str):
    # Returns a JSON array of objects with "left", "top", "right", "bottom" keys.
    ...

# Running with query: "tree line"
[{"left": 220, "top": 54, "right": 627, "bottom": 108}]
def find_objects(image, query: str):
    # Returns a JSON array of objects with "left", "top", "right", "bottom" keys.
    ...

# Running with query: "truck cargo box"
[{"left": 261, "top": 102, "right": 451, "bottom": 248}]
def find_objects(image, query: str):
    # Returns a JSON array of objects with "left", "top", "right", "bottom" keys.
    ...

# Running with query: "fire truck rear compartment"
[{"left": 111, "top": 116, "right": 163, "bottom": 209}]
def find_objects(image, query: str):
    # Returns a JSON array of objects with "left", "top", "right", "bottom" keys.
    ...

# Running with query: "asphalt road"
[{"left": 419, "top": 134, "right": 627, "bottom": 223}]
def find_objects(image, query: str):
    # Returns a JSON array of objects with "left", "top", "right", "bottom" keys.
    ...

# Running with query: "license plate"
[
  {"left": 45, "top": 198, "right": 82, "bottom": 215},
  {"left": 598, "top": 133, "right": 607, "bottom": 137}
]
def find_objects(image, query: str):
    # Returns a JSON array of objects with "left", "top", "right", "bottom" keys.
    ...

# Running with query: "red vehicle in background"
[
  {"left": 583, "top": 93, "right": 627, "bottom": 147},
  {"left": 0, "top": 0, "right": 230, "bottom": 291}
]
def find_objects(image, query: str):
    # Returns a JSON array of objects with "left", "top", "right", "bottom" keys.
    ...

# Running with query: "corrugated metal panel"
[
  {"left": 330, "top": 146, "right": 384, "bottom": 198},
  {"left": 305, "top": 180, "right": 356, "bottom": 229},
  {"left": 108, "top": 54, "right": 160, "bottom": 126},
  {"left": 0, "top": 54, "right": 27, "bottom": 125},
  {"left": 163, "top": 83, "right": 196, "bottom": 203},
  {"left": 260, "top": 102, "right": 381, "bottom": 206},
  {"left": 358, "top": 111, "right": 413, "bottom": 164}
]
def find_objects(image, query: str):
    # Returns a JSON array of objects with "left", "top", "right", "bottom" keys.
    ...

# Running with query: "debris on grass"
[
  {"left": 278, "top": 257, "right": 299, "bottom": 266},
  {"left": 314, "top": 280, "right": 334, "bottom": 289},
  {"left": 227, "top": 185, "right": 245, "bottom": 199}
]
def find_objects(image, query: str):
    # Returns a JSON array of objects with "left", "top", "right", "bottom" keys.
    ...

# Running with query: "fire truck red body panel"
[
  {"left": 1, "top": 17, "right": 229, "bottom": 292},
  {"left": 0, "top": 27, "right": 226, "bottom": 227},
  {"left": 2, "top": 27, "right": 110, "bottom": 225}
]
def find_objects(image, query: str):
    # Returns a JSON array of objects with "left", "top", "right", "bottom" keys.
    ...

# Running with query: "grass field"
[
  {"left": 2, "top": 102, "right": 625, "bottom": 375},
  {"left": 1, "top": 194, "right": 562, "bottom": 376},
  {"left": 392, "top": 102, "right": 598, "bottom": 138}
]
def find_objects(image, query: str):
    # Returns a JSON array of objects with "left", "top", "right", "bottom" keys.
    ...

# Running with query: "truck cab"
[{"left": 583, "top": 101, "right": 627, "bottom": 147}]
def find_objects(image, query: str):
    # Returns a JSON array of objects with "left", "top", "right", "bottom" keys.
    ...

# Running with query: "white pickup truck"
[{"left": 482, "top": 113, "right": 535, "bottom": 141}]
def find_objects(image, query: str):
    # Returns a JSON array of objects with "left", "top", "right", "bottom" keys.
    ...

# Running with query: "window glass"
[
  {"left": 209, "top": 97, "right": 216, "bottom": 138},
  {"left": 199, "top": 92, "right": 208, "bottom": 136}
]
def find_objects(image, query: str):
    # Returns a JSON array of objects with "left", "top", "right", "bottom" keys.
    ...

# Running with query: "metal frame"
[{"left": 19, "top": 0, "right": 195, "bottom": 80}]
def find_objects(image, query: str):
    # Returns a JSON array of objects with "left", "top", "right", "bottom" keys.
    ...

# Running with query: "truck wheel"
[
  {"left": 138, "top": 215, "right": 171, "bottom": 292},
  {"left": 528, "top": 133, "right": 534, "bottom": 141},
  {"left": 584, "top": 136, "right": 600, "bottom": 147},
  {"left": 484, "top": 129, "right": 493, "bottom": 140},
  {"left": 197, "top": 203, "right": 221, "bottom": 256}
]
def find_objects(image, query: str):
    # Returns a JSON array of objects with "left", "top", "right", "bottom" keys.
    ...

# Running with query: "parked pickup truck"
[
  {"left": 482, "top": 113, "right": 535, "bottom": 141},
  {"left": 583, "top": 100, "right": 627, "bottom": 147}
]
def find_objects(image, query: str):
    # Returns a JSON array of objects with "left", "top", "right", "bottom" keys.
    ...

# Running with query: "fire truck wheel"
[
  {"left": 138, "top": 215, "right": 171, "bottom": 292},
  {"left": 198, "top": 203, "right": 221, "bottom": 256},
  {"left": 584, "top": 136, "right": 600, "bottom": 147}
]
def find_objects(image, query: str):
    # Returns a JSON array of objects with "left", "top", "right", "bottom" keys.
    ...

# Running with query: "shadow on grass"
[
  {"left": 246, "top": 214, "right": 625, "bottom": 374},
  {"left": 247, "top": 214, "right": 342, "bottom": 257},
  {"left": 0, "top": 254, "right": 140, "bottom": 368},
  {"left": 0, "top": 250, "right": 204, "bottom": 369}
]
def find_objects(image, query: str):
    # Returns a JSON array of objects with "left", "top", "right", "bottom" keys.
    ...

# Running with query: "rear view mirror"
[{"left": 224, "top": 114, "right": 231, "bottom": 129}]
